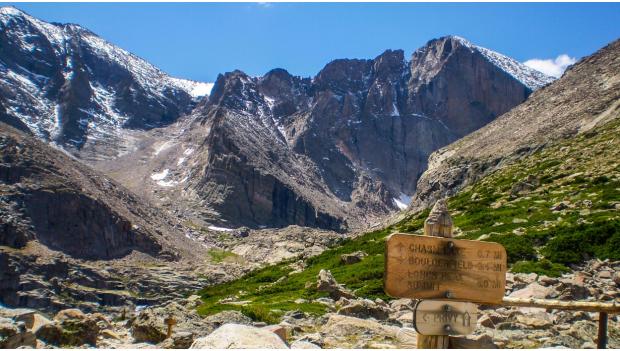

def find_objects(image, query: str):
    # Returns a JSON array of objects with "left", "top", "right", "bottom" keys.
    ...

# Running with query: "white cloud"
[{"left": 524, "top": 54, "right": 577, "bottom": 78}]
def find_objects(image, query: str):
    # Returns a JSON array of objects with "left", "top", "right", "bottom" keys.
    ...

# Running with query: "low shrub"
[
  {"left": 542, "top": 219, "right": 620, "bottom": 264},
  {"left": 240, "top": 305, "right": 280, "bottom": 324},
  {"left": 511, "top": 259, "right": 569, "bottom": 277},
  {"left": 483, "top": 234, "right": 537, "bottom": 263}
]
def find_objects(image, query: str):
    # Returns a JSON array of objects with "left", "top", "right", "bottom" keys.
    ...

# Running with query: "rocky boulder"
[
  {"left": 509, "top": 282, "right": 552, "bottom": 299},
  {"left": 389, "top": 298, "right": 415, "bottom": 311},
  {"left": 160, "top": 331, "right": 195, "bottom": 349},
  {"left": 203, "top": 310, "right": 252, "bottom": 329},
  {"left": 190, "top": 323, "right": 289, "bottom": 349},
  {"left": 0, "top": 317, "right": 36, "bottom": 348},
  {"left": 337, "top": 299, "right": 390, "bottom": 320},
  {"left": 131, "top": 301, "right": 214, "bottom": 343},
  {"left": 340, "top": 251, "right": 367, "bottom": 265},
  {"left": 130, "top": 309, "right": 168, "bottom": 344},
  {"left": 35, "top": 308, "right": 101, "bottom": 346},
  {"left": 320, "top": 314, "right": 395, "bottom": 337},
  {"left": 316, "top": 269, "right": 355, "bottom": 300},
  {"left": 289, "top": 340, "right": 321, "bottom": 349},
  {"left": 319, "top": 314, "right": 401, "bottom": 348},
  {"left": 613, "top": 272, "right": 620, "bottom": 286},
  {"left": 557, "top": 278, "right": 590, "bottom": 300}
]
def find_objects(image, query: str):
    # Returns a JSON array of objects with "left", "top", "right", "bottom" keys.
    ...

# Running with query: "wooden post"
[
  {"left": 164, "top": 314, "right": 177, "bottom": 339},
  {"left": 598, "top": 312, "right": 608, "bottom": 349},
  {"left": 500, "top": 298, "right": 620, "bottom": 313},
  {"left": 417, "top": 199, "right": 453, "bottom": 349}
]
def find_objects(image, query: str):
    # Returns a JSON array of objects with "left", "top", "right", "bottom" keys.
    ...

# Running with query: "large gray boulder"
[
  {"left": 509, "top": 283, "right": 552, "bottom": 299},
  {"left": 190, "top": 323, "right": 289, "bottom": 349},
  {"left": 320, "top": 314, "right": 396, "bottom": 338},
  {"left": 337, "top": 299, "right": 390, "bottom": 320},
  {"left": 340, "top": 251, "right": 367, "bottom": 265},
  {"left": 130, "top": 309, "right": 167, "bottom": 344},
  {"left": 316, "top": 269, "right": 355, "bottom": 300},
  {"left": 290, "top": 340, "right": 321, "bottom": 349},
  {"left": 203, "top": 310, "right": 252, "bottom": 328}
]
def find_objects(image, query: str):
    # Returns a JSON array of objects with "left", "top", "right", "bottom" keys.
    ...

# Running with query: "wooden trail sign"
[
  {"left": 413, "top": 300, "right": 478, "bottom": 336},
  {"left": 384, "top": 233, "right": 507, "bottom": 304}
]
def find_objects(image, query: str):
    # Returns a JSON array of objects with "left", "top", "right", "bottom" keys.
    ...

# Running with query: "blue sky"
[{"left": 4, "top": 3, "right": 620, "bottom": 82}]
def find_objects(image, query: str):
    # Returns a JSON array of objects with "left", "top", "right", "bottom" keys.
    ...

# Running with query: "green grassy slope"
[
  {"left": 196, "top": 118, "right": 620, "bottom": 321},
  {"left": 450, "top": 117, "right": 620, "bottom": 275}
]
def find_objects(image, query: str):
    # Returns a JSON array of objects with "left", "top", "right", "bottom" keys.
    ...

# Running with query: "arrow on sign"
[{"left": 395, "top": 242, "right": 406, "bottom": 263}]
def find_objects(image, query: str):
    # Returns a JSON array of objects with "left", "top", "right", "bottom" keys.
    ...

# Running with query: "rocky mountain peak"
[
  {"left": 410, "top": 38, "right": 620, "bottom": 211},
  {"left": 259, "top": 68, "right": 300, "bottom": 99},
  {"left": 0, "top": 7, "right": 213, "bottom": 160},
  {"left": 314, "top": 58, "right": 373, "bottom": 94},
  {"left": 410, "top": 35, "right": 555, "bottom": 92},
  {"left": 371, "top": 49, "right": 406, "bottom": 81},
  {"left": 0, "top": 6, "right": 30, "bottom": 23},
  {"left": 207, "top": 70, "right": 259, "bottom": 110}
]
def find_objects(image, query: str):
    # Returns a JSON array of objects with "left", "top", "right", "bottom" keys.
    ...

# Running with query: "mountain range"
[{"left": 0, "top": 6, "right": 561, "bottom": 232}]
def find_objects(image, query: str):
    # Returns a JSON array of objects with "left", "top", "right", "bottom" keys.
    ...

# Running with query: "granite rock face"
[
  {"left": 0, "top": 122, "right": 199, "bottom": 259},
  {"left": 121, "top": 36, "right": 551, "bottom": 231},
  {"left": 0, "top": 122, "right": 209, "bottom": 311},
  {"left": 411, "top": 39, "right": 620, "bottom": 211}
]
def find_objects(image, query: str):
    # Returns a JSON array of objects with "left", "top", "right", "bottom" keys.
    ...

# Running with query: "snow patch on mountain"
[
  {"left": 0, "top": 6, "right": 211, "bottom": 154},
  {"left": 170, "top": 79, "right": 214, "bottom": 98},
  {"left": 208, "top": 226, "right": 234, "bottom": 232},
  {"left": 150, "top": 169, "right": 170, "bottom": 181},
  {"left": 393, "top": 193, "right": 411, "bottom": 210},
  {"left": 153, "top": 141, "right": 173, "bottom": 156},
  {"left": 452, "top": 35, "right": 555, "bottom": 91}
]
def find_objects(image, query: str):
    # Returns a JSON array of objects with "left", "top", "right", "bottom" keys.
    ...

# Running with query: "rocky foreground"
[{"left": 2, "top": 259, "right": 618, "bottom": 349}]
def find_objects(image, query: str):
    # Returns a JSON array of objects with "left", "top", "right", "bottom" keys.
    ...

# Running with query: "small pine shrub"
[
  {"left": 511, "top": 259, "right": 569, "bottom": 277},
  {"left": 542, "top": 219, "right": 620, "bottom": 264},
  {"left": 240, "top": 305, "right": 280, "bottom": 324},
  {"left": 483, "top": 234, "right": 537, "bottom": 263}
]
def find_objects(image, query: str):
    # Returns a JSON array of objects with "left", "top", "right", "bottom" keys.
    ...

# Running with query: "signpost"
[
  {"left": 384, "top": 234, "right": 507, "bottom": 304},
  {"left": 384, "top": 199, "right": 507, "bottom": 348},
  {"left": 164, "top": 314, "right": 177, "bottom": 339}
]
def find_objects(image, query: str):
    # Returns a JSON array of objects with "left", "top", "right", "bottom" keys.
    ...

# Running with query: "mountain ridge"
[
  {"left": 99, "top": 35, "right": 554, "bottom": 231},
  {"left": 0, "top": 6, "right": 212, "bottom": 161},
  {"left": 0, "top": 6, "right": 559, "bottom": 231},
  {"left": 410, "top": 38, "right": 620, "bottom": 212}
]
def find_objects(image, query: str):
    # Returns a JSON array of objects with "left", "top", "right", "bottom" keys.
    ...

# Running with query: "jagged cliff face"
[
  {"left": 0, "top": 6, "right": 211, "bottom": 161},
  {"left": 0, "top": 122, "right": 201, "bottom": 260},
  {"left": 119, "top": 36, "right": 553, "bottom": 231},
  {"left": 410, "top": 39, "right": 620, "bottom": 212}
]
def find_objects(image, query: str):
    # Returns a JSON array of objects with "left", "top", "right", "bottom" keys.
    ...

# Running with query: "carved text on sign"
[
  {"left": 413, "top": 300, "right": 478, "bottom": 336},
  {"left": 384, "top": 234, "right": 507, "bottom": 304}
]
